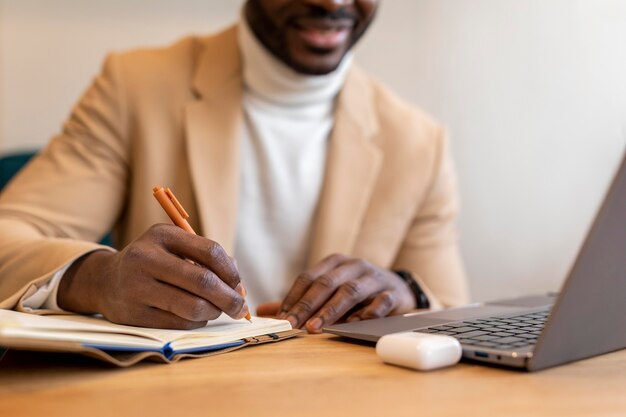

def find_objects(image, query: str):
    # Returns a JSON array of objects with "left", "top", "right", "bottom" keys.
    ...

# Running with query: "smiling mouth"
[
  {"left": 292, "top": 18, "right": 355, "bottom": 50},
  {"left": 297, "top": 27, "right": 350, "bottom": 50}
]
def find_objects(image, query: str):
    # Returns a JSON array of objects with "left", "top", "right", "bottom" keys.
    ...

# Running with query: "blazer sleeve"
[
  {"left": 0, "top": 53, "right": 129, "bottom": 312},
  {"left": 392, "top": 129, "right": 470, "bottom": 309}
]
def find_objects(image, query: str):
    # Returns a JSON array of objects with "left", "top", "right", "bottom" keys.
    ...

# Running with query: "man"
[{"left": 0, "top": 0, "right": 469, "bottom": 333}]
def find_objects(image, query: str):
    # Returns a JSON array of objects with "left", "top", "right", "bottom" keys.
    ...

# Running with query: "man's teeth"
[{"left": 303, "top": 26, "right": 346, "bottom": 32}]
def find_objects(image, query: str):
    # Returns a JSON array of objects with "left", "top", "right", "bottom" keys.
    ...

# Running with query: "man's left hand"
[{"left": 277, "top": 254, "right": 416, "bottom": 333}]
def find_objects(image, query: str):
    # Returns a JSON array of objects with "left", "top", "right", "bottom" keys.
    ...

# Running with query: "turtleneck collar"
[{"left": 237, "top": 14, "right": 353, "bottom": 108}]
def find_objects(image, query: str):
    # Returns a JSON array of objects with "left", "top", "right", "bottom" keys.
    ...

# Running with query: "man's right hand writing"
[{"left": 57, "top": 224, "right": 250, "bottom": 329}]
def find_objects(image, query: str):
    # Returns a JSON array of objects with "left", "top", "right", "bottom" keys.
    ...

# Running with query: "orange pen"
[{"left": 152, "top": 186, "right": 252, "bottom": 322}]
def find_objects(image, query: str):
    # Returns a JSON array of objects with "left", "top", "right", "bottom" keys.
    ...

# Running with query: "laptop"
[{"left": 324, "top": 152, "right": 626, "bottom": 371}]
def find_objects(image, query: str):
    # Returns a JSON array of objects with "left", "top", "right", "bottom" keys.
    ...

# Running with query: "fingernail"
[
  {"left": 236, "top": 304, "right": 250, "bottom": 320},
  {"left": 347, "top": 316, "right": 361, "bottom": 323},
  {"left": 235, "top": 283, "right": 247, "bottom": 297},
  {"left": 286, "top": 315, "right": 298, "bottom": 328},
  {"left": 307, "top": 317, "right": 323, "bottom": 332}
]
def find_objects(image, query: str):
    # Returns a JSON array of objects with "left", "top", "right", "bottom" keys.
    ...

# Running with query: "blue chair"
[
  {"left": 0, "top": 151, "right": 113, "bottom": 246},
  {"left": 0, "top": 151, "right": 36, "bottom": 190}
]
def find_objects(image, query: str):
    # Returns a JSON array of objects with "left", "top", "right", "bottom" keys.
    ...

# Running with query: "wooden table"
[{"left": 1, "top": 334, "right": 625, "bottom": 417}]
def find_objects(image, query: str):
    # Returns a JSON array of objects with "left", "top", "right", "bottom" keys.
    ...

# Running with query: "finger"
[
  {"left": 283, "top": 259, "right": 369, "bottom": 329},
  {"left": 107, "top": 305, "right": 207, "bottom": 330},
  {"left": 278, "top": 254, "right": 350, "bottom": 317},
  {"left": 145, "top": 250, "right": 248, "bottom": 320},
  {"left": 231, "top": 258, "right": 249, "bottom": 297},
  {"left": 150, "top": 224, "right": 241, "bottom": 289},
  {"left": 304, "top": 274, "right": 386, "bottom": 333},
  {"left": 256, "top": 302, "right": 282, "bottom": 317},
  {"left": 143, "top": 280, "right": 222, "bottom": 323},
  {"left": 346, "top": 291, "right": 397, "bottom": 323}
]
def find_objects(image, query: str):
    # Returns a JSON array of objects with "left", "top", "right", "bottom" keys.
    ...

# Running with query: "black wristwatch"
[{"left": 393, "top": 270, "right": 430, "bottom": 309}]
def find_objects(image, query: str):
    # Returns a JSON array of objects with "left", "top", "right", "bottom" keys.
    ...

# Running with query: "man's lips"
[
  {"left": 291, "top": 18, "right": 355, "bottom": 50},
  {"left": 295, "top": 27, "right": 350, "bottom": 49}
]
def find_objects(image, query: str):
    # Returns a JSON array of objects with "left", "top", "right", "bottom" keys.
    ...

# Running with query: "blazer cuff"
[
  {"left": 20, "top": 263, "right": 69, "bottom": 312},
  {"left": 0, "top": 242, "right": 115, "bottom": 313}
]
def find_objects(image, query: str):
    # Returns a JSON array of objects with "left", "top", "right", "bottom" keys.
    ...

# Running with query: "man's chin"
[{"left": 285, "top": 50, "right": 347, "bottom": 76}]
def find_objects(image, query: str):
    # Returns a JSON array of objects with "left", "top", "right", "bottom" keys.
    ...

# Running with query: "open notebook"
[{"left": 0, "top": 309, "right": 298, "bottom": 366}]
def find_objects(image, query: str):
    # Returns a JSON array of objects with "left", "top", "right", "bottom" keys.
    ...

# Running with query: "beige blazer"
[{"left": 0, "top": 25, "right": 469, "bottom": 312}]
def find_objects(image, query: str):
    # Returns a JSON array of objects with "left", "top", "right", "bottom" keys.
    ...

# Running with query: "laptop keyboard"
[{"left": 415, "top": 310, "right": 549, "bottom": 350}]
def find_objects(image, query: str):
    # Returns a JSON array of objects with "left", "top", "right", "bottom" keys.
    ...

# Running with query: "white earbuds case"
[{"left": 376, "top": 331, "right": 462, "bottom": 371}]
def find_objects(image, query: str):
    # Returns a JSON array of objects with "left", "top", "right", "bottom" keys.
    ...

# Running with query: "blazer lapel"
[
  {"left": 308, "top": 67, "right": 382, "bottom": 265},
  {"left": 185, "top": 27, "right": 382, "bottom": 260},
  {"left": 185, "top": 26, "right": 243, "bottom": 254}
]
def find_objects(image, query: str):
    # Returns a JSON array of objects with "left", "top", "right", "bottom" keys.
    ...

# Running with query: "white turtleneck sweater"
[
  {"left": 236, "top": 19, "right": 352, "bottom": 310},
  {"left": 23, "top": 17, "right": 353, "bottom": 313}
]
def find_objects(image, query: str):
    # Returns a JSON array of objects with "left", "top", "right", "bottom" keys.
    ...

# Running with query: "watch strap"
[{"left": 393, "top": 270, "right": 430, "bottom": 309}]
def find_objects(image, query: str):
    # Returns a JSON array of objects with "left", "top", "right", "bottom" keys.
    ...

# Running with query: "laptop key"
[
  {"left": 448, "top": 326, "right": 481, "bottom": 333},
  {"left": 446, "top": 322, "right": 473, "bottom": 328},
  {"left": 480, "top": 327, "right": 506, "bottom": 332},
  {"left": 431, "top": 331, "right": 457, "bottom": 336},
  {"left": 468, "top": 323, "right": 496, "bottom": 329},
  {"left": 473, "top": 335, "right": 500, "bottom": 341},
  {"left": 491, "top": 332, "right": 514, "bottom": 337},
  {"left": 495, "top": 325, "right": 517, "bottom": 330},
  {"left": 488, "top": 321, "right": 511, "bottom": 326},
  {"left": 430, "top": 325, "right": 455, "bottom": 331},
  {"left": 456, "top": 330, "right": 490, "bottom": 338},
  {"left": 493, "top": 336, "right": 526, "bottom": 344},
  {"left": 507, "top": 329, "right": 530, "bottom": 334},
  {"left": 417, "top": 329, "right": 449, "bottom": 335}
]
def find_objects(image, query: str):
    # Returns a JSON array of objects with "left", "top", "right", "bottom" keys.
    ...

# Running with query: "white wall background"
[{"left": 1, "top": 0, "right": 625, "bottom": 302}]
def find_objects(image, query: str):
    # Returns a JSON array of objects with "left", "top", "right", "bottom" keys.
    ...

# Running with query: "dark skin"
[
  {"left": 245, "top": 0, "right": 379, "bottom": 75},
  {"left": 58, "top": 0, "right": 416, "bottom": 332},
  {"left": 58, "top": 225, "right": 250, "bottom": 328},
  {"left": 274, "top": 254, "right": 416, "bottom": 333}
]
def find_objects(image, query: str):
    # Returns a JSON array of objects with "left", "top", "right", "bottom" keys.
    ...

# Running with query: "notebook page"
[
  {"left": 156, "top": 315, "right": 293, "bottom": 350},
  {"left": 0, "top": 310, "right": 292, "bottom": 351},
  {"left": 62, "top": 313, "right": 292, "bottom": 346},
  {"left": 1, "top": 327, "right": 164, "bottom": 350},
  {"left": 0, "top": 310, "right": 163, "bottom": 349}
]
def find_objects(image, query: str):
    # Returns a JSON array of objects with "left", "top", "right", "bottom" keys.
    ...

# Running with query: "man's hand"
[
  {"left": 277, "top": 254, "right": 416, "bottom": 333},
  {"left": 57, "top": 224, "right": 250, "bottom": 329}
]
